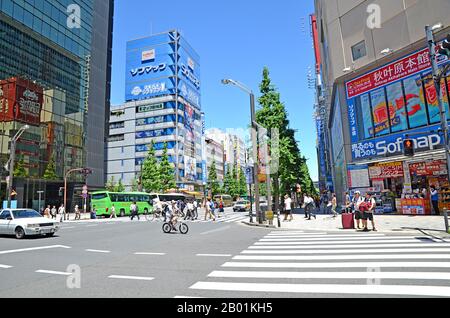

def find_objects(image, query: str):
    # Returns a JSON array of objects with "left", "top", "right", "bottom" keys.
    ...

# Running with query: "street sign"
[{"left": 245, "top": 166, "right": 254, "bottom": 185}]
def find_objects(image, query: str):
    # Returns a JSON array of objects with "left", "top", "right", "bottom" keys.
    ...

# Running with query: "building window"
[
  {"left": 108, "top": 134, "right": 125, "bottom": 142},
  {"left": 351, "top": 41, "right": 367, "bottom": 61},
  {"left": 109, "top": 122, "right": 125, "bottom": 130}
]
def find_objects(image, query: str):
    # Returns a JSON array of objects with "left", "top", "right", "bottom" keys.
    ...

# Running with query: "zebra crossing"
[
  {"left": 186, "top": 230, "right": 450, "bottom": 298},
  {"left": 122, "top": 211, "right": 248, "bottom": 224}
]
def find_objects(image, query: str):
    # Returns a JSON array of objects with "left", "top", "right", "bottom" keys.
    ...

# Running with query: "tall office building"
[
  {"left": 0, "top": 0, "right": 114, "bottom": 209},
  {"left": 107, "top": 30, "right": 203, "bottom": 191},
  {"left": 314, "top": 0, "right": 450, "bottom": 212}
]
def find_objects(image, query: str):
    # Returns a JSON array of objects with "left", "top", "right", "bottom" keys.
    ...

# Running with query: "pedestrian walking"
[
  {"left": 331, "top": 193, "right": 338, "bottom": 217},
  {"left": 430, "top": 186, "right": 440, "bottom": 215},
  {"left": 321, "top": 191, "right": 329, "bottom": 214},
  {"left": 218, "top": 199, "right": 224, "bottom": 218},
  {"left": 58, "top": 204, "right": 65, "bottom": 222},
  {"left": 362, "top": 192, "right": 377, "bottom": 232},
  {"left": 193, "top": 199, "right": 198, "bottom": 220},
  {"left": 352, "top": 191, "right": 364, "bottom": 230},
  {"left": 303, "top": 193, "right": 316, "bottom": 220},
  {"left": 51, "top": 206, "right": 57, "bottom": 219},
  {"left": 204, "top": 198, "right": 216, "bottom": 221},
  {"left": 44, "top": 205, "right": 51, "bottom": 218},
  {"left": 74, "top": 205, "right": 81, "bottom": 220},
  {"left": 110, "top": 204, "right": 117, "bottom": 219},
  {"left": 130, "top": 201, "right": 140, "bottom": 220},
  {"left": 283, "top": 194, "right": 293, "bottom": 222},
  {"left": 344, "top": 192, "right": 352, "bottom": 213}
]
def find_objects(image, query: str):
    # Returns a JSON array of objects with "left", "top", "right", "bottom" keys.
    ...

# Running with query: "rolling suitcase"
[{"left": 342, "top": 212, "right": 355, "bottom": 229}]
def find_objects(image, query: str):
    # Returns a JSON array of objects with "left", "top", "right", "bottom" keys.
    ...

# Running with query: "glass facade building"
[{"left": 0, "top": 0, "right": 114, "bottom": 210}]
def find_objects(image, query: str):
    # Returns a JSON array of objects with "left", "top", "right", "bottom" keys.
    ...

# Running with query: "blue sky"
[{"left": 110, "top": 0, "right": 318, "bottom": 181}]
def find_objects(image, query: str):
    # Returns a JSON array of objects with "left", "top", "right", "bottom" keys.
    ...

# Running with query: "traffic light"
[
  {"left": 439, "top": 34, "right": 450, "bottom": 58},
  {"left": 403, "top": 139, "right": 414, "bottom": 157},
  {"left": 59, "top": 187, "right": 64, "bottom": 197}
]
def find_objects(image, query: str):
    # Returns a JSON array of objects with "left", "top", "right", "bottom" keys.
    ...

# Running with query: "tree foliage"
[
  {"left": 43, "top": 157, "right": 58, "bottom": 180},
  {"left": 13, "top": 157, "right": 28, "bottom": 178},
  {"left": 159, "top": 142, "right": 176, "bottom": 192},
  {"left": 208, "top": 160, "right": 220, "bottom": 197},
  {"left": 141, "top": 141, "right": 161, "bottom": 192}
]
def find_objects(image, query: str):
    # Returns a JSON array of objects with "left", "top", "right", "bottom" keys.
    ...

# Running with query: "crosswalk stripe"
[
  {"left": 248, "top": 243, "right": 450, "bottom": 249},
  {"left": 222, "top": 261, "right": 450, "bottom": 268},
  {"left": 255, "top": 239, "right": 423, "bottom": 245},
  {"left": 259, "top": 236, "right": 424, "bottom": 242},
  {"left": 241, "top": 248, "right": 450, "bottom": 254},
  {"left": 108, "top": 275, "right": 154, "bottom": 281},
  {"left": 208, "top": 271, "right": 450, "bottom": 280},
  {"left": 190, "top": 282, "right": 450, "bottom": 297},
  {"left": 233, "top": 254, "right": 450, "bottom": 261},
  {"left": 0, "top": 264, "right": 13, "bottom": 269},
  {"left": 263, "top": 234, "right": 387, "bottom": 239}
]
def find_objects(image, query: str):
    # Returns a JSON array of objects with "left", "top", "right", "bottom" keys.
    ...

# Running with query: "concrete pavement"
[{"left": 243, "top": 210, "right": 450, "bottom": 238}]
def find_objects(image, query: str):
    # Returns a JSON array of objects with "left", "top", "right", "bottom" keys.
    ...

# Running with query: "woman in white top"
[{"left": 284, "top": 195, "right": 293, "bottom": 222}]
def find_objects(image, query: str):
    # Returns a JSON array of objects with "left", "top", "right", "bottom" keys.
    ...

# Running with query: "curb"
[{"left": 242, "top": 221, "right": 277, "bottom": 229}]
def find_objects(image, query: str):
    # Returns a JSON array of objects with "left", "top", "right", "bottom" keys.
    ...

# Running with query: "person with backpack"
[
  {"left": 303, "top": 193, "right": 317, "bottom": 220},
  {"left": 362, "top": 192, "right": 377, "bottom": 232},
  {"left": 352, "top": 191, "right": 364, "bottom": 230},
  {"left": 218, "top": 199, "right": 224, "bottom": 218},
  {"left": 130, "top": 201, "right": 140, "bottom": 221}
]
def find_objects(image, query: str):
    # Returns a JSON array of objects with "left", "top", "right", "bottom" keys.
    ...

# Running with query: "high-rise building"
[
  {"left": 107, "top": 30, "right": 203, "bottom": 191},
  {"left": 314, "top": 0, "right": 450, "bottom": 211},
  {"left": 205, "top": 137, "right": 225, "bottom": 183},
  {"left": 0, "top": 0, "right": 114, "bottom": 209}
]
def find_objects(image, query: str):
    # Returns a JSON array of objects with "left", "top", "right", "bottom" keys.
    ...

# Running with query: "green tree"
[
  {"left": 238, "top": 167, "right": 248, "bottom": 197},
  {"left": 116, "top": 179, "right": 125, "bottom": 192},
  {"left": 130, "top": 179, "right": 139, "bottom": 192},
  {"left": 222, "top": 165, "right": 232, "bottom": 195},
  {"left": 141, "top": 141, "right": 161, "bottom": 192},
  {"left": 256, "top": 67, "right": 317, "bottom": 210},
  {"left": 43, "top": 157, "right": 58, "bottom": 180},
  {"left": 159, "top": 142, "right": 176, "bottom": 192},
  {"left": 106, "top": 176, "right": 117, "bottom": 192},
  {"left": 13, "top": 157, "right": 28, "bottom": 178},
  {"left": 208, "top": 160, "right": 220, "bottom": 197},
  {"left": 228, "top": 164, "right": 240, "bottom": 199}
]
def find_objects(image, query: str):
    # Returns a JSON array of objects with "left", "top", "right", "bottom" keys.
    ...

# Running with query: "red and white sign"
[
  {"left": 409, "top": 160, "right": 447, "bottom": 176},
  {"left": 346, "top": 45, "right": 448, "bottom": 99},
  {"left": 0, "top": 77, "right": 43, "bottom": 126},
  {"left": 369, "top": 162, "right": 404, "bottom": 179},
  {"left": 142, "top": 49, "right": 155, "bottom": 62}
]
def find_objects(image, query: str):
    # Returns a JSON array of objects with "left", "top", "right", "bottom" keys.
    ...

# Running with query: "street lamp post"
[
  {"left": 64, "top": 168, "right": 92, "bottom": 221},
  {"left": 37, "top": 191, "right": 44, "bottom": 214},
  {"left": 222, "top": 79, "right": 261, "bottom": 223},
  {"left": 425, "top": 25, "right": 450, "bottom": 184},
  {"left": 7, "top": 125, "right": 29, "bottom": 209}
]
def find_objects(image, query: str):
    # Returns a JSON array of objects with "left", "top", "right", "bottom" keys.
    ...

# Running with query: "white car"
[{"left": 0, "top": 209, "right": 60, "bottom": 239}]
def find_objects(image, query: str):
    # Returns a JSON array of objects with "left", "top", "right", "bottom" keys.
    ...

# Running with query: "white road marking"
[
  {"left": 255, "top": 239, "right": 423, "bottom": 246},
  {"left": 259, "top": 236, "right": 423, "bottom": 242},
  {"left": 61, "top": 226, "right": 75, "bottom": 229},
  {"left": 86, "top": 225, "right": 98, "bottom": 227},
  {"left": 108, "top": 275, "right": 154, "bottom": 281},
  {"left": 0, "top": 245, "right": 71, "bottom": 255},
  {"left": 241, "top": 248, "right": 450, "bottom": 254},
  {"left": 85, "top": 249, "right": 111, "bottom": 253},
  {"left": 36, "top": 270, "right": 71, "bottom": 276},
  {"left": 134, "top": 252, "right": 166, "bottom": 256},
  {"left": 268, "top": 231, "right": 305, "bottom": 234},
  {"left": 233, "top": 254, "right": 450, "bottom": 261},
  {"left": 222, "top": 261, "right": 450, "bottom": 269},
  {"left": 174, "top": 296, "right": 205, "bottom": 298},
  {"left": 190, "top": 282, "right": 450, "bottom": 297},
  {"left": 196, "top": 254, "right": 233, "bottom": 257},
  {"left": 263, "top": 234, "right": 387, "bottom": 239},
  {"left": 248, "top": 243, "right": 450, "bottom": 249},
  {"left": 200, "top": 226, "right": 231, "bottom": 235},
  {"left": 0, "top": 264, "right": 12, "bottom": 269},
  {"left": 208, "top": 270, "right": 450, "bottom": 280}
]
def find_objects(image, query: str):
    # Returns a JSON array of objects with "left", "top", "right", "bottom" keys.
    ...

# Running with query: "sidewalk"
[{"left": 243, "top": 211, "right": 450, "bottom": 238}]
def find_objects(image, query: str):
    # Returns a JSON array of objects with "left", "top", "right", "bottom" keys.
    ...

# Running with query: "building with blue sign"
[
  {"left": 314, "top": 0, "right": 450, "bottom": 214},
  {"left": 107, "top": 30, "right": 203, "bottom": 190}
]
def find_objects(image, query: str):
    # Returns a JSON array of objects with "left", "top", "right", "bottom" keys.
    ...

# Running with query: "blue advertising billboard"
[
  {"left": 345, "top": 43, "right": 450, "bottom": 161},
  {"left": 125, "top": 31, "right": 201, "bottom": 109}
]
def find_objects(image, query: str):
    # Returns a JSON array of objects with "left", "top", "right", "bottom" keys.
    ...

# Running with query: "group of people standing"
[{"left": 348, "top": 191, "right": 377, "bottom": 232}]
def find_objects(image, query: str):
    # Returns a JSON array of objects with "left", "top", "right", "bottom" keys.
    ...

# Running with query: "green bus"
[{"left": 90, "top": 191, "right": 154, "bottom": 217}]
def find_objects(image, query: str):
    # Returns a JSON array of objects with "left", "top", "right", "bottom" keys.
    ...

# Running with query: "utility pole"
[{"left": 426, "top": 26, "right": 450, "bottom": 184}]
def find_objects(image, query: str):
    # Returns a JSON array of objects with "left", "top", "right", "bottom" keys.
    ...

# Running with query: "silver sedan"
[{"left": 0, "top": 209, "right": 60, "bottom": 239}]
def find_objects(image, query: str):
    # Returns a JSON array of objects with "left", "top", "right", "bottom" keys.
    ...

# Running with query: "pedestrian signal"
[{"left": 403, "top": 139, "right": 414, "bottom": 157}]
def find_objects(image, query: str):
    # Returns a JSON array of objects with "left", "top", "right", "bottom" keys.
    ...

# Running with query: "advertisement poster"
[
  {"left": 184, "top": 103, "right": 196, "bottom": 158},
  {"left": 370, "top": 88, "right": 389, "bottom": 136},
  {"left": 386, "top": 81, "right": 408, "bottom": 133},
  {"left": 369, "top": 162, "right": 404, "bottom": 179},
  {"left": 347, "top": 165, "right": 370, "bottom": 188},
  {"left": 184, "top": 156, "right": 197, "bottom": 182},
  {"left": 403, "top": 75, "right": 428, "bottom": 128}
]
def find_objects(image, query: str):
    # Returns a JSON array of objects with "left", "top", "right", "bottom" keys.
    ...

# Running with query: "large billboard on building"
[
  {"left": 0, "top": 77, "right": 43, "bottom": 126},
  {"left": 346, "top": 43, "right": 450, "bottom": 161},
  {"left": 125, "top": 32, "right": 201, "bottom": 109}
]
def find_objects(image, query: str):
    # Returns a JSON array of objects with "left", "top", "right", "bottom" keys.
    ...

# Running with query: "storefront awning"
[{"left": 351, "top": 150, "right": 445, "bottom": 166}]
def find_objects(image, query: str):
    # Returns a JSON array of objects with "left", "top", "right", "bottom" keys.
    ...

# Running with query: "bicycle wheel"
[
  {"left": 162, "top": 223, "right": 172, "bottom": 233},
  {"left": 179, "top": 223, "right": 189, "bottom": 234}
]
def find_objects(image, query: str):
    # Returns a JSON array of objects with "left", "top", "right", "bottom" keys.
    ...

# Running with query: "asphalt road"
[{"left": 1, "top": 208, "right": 450, "bottom": 298}]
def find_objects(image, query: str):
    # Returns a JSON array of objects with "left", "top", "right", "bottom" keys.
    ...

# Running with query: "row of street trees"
[
  {"left": 207, "top": 161, "right": 247, "bottom": 199},
  {"left": 11, "top": 156, "right": 59, "bottom": 181}
]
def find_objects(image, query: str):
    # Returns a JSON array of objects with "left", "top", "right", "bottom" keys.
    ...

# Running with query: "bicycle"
[{"left": 162, "top": 214, "right": 189, "bottom": 234}]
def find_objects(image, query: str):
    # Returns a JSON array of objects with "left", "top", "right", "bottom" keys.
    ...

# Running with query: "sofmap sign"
[
  {"left": 351, "top": 124, "right": 443, "bottom": 161},
  {"left": 130, "top": 63, "right": 166, "bottom": 77}
]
